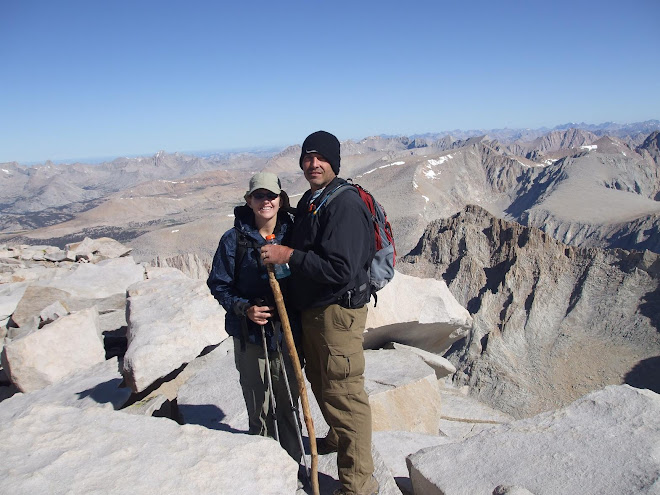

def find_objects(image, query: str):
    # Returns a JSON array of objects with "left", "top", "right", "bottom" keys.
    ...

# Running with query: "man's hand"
[
  {"left": 260, "top": 244, "right": 294, "bottom": 265},
  {"left": 247, "top": 304, "right": 274, "bottom": 325}
]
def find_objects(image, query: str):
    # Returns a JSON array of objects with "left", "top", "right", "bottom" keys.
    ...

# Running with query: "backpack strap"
[
  {"left": 233, "top": 228, "right": 250, "bottom": 284},
  {"left": 310, "top": 183, "right": 351, "bottom": 215}
]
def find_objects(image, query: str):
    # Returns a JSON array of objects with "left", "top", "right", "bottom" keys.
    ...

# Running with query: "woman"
[{"left": 207, "top": 172, "right": 301, "bottom": 463}]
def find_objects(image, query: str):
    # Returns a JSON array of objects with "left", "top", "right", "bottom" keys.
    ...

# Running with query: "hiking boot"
[
  {"left": 316, "top": 436, "right": 338, "bottom": 455},
  {"left": 332, "top": 475, "right": 379, "bottom": 495}
]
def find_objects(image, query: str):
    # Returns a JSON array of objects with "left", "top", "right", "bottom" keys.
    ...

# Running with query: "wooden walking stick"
[{"left": 267, "top": 266, "right": 320, "bottom": 495}]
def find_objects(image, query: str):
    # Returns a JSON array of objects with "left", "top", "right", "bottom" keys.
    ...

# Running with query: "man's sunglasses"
[{"left": 251, "top": 192, "right": 279, "bottom": 201}]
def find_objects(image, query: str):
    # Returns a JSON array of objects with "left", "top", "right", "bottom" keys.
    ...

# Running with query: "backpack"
[{"left": 314, "top": 179, "right": 396, "bottom": 304}]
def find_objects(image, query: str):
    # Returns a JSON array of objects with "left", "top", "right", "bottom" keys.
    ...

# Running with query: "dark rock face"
[{"left": 399, "top": 205, "right": 660, "bottom": 418}]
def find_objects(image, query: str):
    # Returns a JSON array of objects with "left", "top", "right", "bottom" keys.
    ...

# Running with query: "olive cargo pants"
[{"left": 301, "top": 304, "right": 374, "bottom": 494}]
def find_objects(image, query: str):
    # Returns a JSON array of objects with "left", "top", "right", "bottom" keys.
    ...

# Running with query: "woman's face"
[{"left": 247, "top": 188, "right": 280, "bottom": 221}]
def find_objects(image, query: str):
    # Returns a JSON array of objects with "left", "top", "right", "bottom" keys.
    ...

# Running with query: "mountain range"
[{"left": 2, "top": 121, "right": 659, "bottom": 265}]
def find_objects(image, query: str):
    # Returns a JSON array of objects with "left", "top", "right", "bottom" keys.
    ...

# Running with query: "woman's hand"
[
  {"left": 260, "top": 244, "right": 294, "bottom": 265},
  {"left": 246, "top": 304, "right": 275, "bottom": 325}
]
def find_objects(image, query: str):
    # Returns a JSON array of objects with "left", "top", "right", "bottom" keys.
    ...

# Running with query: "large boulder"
[
  {"left": 0, "top": 403, "right": 298, "bottom": 495},
  {"left": 364, "top": 271, "right": 472, "bottom": 354},
  {"left": 122, "top": 276, "right": 227, "bottom": 392},
  {"left": 11, "top": 285, "right": 127, "bottom": 332},
  {"left": 372, "top": 431, "right": 451, "bottom": 495},
  {"left": 2, "top": 307, "right": 106, "bottom": 392},
  {"left": 65, "top": 236, "right": 132, "bottom": 260},
  {"left": 407, "top": 385, "right": 660, "bottom": 495},
  {"left": 365, "top": 349, "right": 442, "bottom": 435}
]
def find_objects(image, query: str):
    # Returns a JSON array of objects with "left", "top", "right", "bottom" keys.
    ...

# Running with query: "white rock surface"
[
  {"left": 0, "top": 281, "right": 28, "bottom": 325},
  {"left": 365, "top": 349, "right": 442, "bottom": 434},
  {"left": 389, "top": 342, "right": 456, "bottom": 377},
  {"left": 178, "top": 341, "right": 407, "bottom": 494},
  {"left": 65, "top": 236, "right": 132, "bottom": 260},
  {"left": 364, "top": 271, "right": 472, "bottom": 354},
  {"left": 122, "top": 276, "right": 227, "bottom": 392},
  {"left": 144, "top": 263, "right": 190, "bottom": 280},
  {"left": 177, "top": 338, "right": 247, "bottom": 431},
  {"left": 0, "top": 403, "right": 298, "bottom": 495},
  {"left": 2, "top": 307, "right": 106, "bottom": 392},
  {"left": 436, "top": 382, "right": 513, "bottom": 440},
  {"left": 179, "top": 343, "right": 444, "bottom": 437},
  {"left": 373, "top": 430, "right": 451, "bottom": 495},
  {"left": 121, "top": 394, "right": 169, "bottom": 416},
  {"left": 39, "top": 300, "right": 70, "bottom": 325},
  {"left": 0, "top": 358, "right": 130, "bottom": 419},
  {"left": 407, "top": 385, "right": 660, "bottom": 495},
  {"left": 42, "top": 256, "right": 145, "bottom": 298},
  {"left": 11, "top": 285, "right": 75, "bottom": 327},
  {"left": 493, "top": 486, "right": 537, "bottom": 495}
]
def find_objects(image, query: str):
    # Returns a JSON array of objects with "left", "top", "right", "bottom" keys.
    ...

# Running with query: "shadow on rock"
[
  {"left": 76, "top": 378, "right": 127, "bottom": 408},
  {"left": 177, "top": 403, "right": 247, "bottom": 434},
  {"left": 625, "top": 356, "right": 660, "bottom": 394},
  {"left": 639, "top": 286, "right": 660, "bottom": 332}
]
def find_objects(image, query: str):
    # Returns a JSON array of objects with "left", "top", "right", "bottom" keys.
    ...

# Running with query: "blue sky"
[{"left": 1, "top": 0, "right": 659, "bottom": 164}]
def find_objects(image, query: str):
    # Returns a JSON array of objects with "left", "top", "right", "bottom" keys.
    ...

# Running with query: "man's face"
[{"left": 301, "top": 152, "right": 336, "bottom": 191}]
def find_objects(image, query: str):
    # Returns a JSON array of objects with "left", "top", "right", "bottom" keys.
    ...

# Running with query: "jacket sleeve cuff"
[
  {"left": 232, "top": 300, "right": 250, "bottom": 316},
  {"left": 288, "top": 249, "right": 304, "bottom": 268}
]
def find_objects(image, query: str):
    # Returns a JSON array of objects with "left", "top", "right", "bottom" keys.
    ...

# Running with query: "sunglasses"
[{"left": 251, "top": 192, "right": 279, "bottom": 201}]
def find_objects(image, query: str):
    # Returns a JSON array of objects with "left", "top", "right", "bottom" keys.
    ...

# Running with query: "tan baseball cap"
[{"left": 245, "top": 172, "right": 282, "bottom": 196}]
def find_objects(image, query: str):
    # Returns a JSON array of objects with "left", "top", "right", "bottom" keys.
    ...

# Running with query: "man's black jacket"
[{"left": 288, "top": 177, "right": 374, "bottom": 310}]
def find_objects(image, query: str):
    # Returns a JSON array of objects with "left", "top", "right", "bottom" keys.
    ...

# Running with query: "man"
[{"left": 261, "top": 130, "right": 378, "bottom": 495}]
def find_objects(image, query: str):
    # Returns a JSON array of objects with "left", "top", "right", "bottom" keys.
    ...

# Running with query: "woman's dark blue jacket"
[{"left": 207, "top": 204, "right": 295, "bottom": 351}]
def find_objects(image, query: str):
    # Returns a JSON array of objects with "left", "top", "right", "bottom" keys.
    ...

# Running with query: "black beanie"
[{"left": 299, "top": 130, "right": 340, "bottom": 175}]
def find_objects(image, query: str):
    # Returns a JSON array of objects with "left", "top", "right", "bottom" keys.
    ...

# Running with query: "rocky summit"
[{"left": 1, "top": 236, "right": 658, "bottom": 494}]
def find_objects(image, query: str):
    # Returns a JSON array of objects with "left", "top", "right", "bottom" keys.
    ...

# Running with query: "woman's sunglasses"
[{"left": 251, "top": 192, "right": 279, "bottom": 201}]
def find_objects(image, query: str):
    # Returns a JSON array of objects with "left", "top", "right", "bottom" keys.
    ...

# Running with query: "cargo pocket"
[{"left": 326, "top": 344, "right": 365, "bottom": 381}]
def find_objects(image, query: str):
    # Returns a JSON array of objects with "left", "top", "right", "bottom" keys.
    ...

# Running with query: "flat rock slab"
[
  {"left": 41, "top": 257, "right": 145, "bottom": 299},
  {"left": 364, "top": 271, "right": 472, "bottom": 354},
  {"left": 2, "top": 307, "right": 106, "bottom": 392},
  {"left": 0, "top": 403, "right": 298, "bottom": 495},
  {"left": 122, "top": 276, "right": 227, "bottom": 392},
  {"left": 437, "top": 382, "right": 513, "bottom": 440},
  {"left": 408, "top": 385, "right": 660, "bottom": 495},
  {"left": 0, "top": 358, "right": 130, "bottom": 421},
  {"left": 365, "top": 349, "right": 442, "bottom": 434}
]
